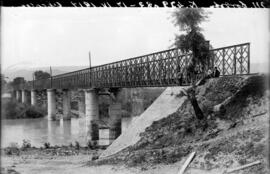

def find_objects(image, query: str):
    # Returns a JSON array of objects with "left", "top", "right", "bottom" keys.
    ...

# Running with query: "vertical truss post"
[
  {"left": 234, "top": 46, "right": 237, "bottom": 75},
  {"left": 176, "top": 49, "right": 179, "bottom": 85},
  {"left": 222, "top": 49, "right": 225, "bottom": 75},
  {"left": 240, "top": 46, "right": 243, "bottom": 74},
  {"left": 247, "top": 43, "right": 250, "bottom": 74},
  {"left": 146, "top": 56, "right": 150, "bottom": 85}
]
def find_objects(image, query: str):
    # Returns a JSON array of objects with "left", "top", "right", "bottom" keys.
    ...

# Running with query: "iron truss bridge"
[{"left": 14, "top": 42, "right": 250, "bottom": 90}]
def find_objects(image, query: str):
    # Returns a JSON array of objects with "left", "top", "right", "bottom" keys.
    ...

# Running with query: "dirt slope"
[{"left": 95, "top": 74, "right": 269, "bottom": 173}]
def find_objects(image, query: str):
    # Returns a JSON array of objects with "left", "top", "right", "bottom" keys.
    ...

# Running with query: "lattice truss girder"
[{"left": 17, "top": 43, "right": 250, "bottom": 90}]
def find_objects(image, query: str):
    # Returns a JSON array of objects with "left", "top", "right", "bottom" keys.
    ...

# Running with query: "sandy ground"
[
  {"left": 1, "top": 153, "right": 236, "bottom": 174},
  {"left": 2, "top": 154, "right": 229, "bottom": 174},
  {"left": 1, "top": 154, "right": 189, "bottom": 174}
]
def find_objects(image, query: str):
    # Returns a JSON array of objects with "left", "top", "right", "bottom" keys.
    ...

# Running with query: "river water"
[{"left": 1, "top": 117, "right": 89, "bottom": 148}]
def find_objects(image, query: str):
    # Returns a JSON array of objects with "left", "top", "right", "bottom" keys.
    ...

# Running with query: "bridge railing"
[
  {"left": 212, "top": 43, "right": 250, "bottom": 75},
  {"left": 14, "top": 42, "right": 250, "bottom": 90}
]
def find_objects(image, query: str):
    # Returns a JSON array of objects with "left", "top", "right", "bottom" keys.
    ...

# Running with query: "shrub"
[
  {"left": 87, "top": 141, "right": 93, "bottom": 149},
  {"left": 1, "top": 100, "right": 24, "bottom": 119},
  {"left": 25, "top": 106, "right": 45, "bottom": 118},
  {"left": 1, "top": 99, "right": 45, "bottom": 119},
  {"left": 21, "top": 139, "right": 31, "bottom": 150},
  {"left": 87, "top": 140, "right": 98, "bottom": 150},
  {"left": 91, "top": 155, "right": 99, "bottom": 161},
  {"left": 44, "top": 142, "right": 50, "bottom": 149},
  {"left": 5, "top": 142, "right": 20, "bottom": 155},
  {"left": 75, "top": 141, "right": 80, "bottom": 150}
]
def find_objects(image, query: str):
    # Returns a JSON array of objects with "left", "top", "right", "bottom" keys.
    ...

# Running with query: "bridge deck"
[{"left": 14, "top": 43, "right": 250, "bottom": 90}]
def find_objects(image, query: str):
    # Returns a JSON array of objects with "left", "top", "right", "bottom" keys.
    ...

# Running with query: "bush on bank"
[{"left": 1, "top": 99, "right": 46, "bottom": 119}]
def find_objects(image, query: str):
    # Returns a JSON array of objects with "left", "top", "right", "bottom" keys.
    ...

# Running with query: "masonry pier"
[
  {"left": 31, "top": 90, "right": 37, "bottom": 106},
  {"left": 85, "top": 88, "right": 99, "bottom": 143},
  {"left": 98, "top": 88, "right": 123, "bottom": 147},
  {"left": 22, "top": 90, "right": 31, "bottom": 104},
  {"left": 21, "top": 90, "right": 26, "bottom": 103},
  {"left": 78, "top": 90, "right": 85, "bottom": 118},
  {"left": 16, "top": 90, "right": 21, "bottom": 102},
  {"left": 47, "top": 89, "right": 56, "bottom": 120},
  {"left": 62, "top": 89, "right": 72, "bottom": 120},
  {"left": 109, "top": 103, "right": 122, "bottom": 138}
]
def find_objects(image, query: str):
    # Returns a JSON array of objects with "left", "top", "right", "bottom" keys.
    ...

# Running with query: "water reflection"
[{"left": 1, "top": 117, "right": 88, "bottom": 148}]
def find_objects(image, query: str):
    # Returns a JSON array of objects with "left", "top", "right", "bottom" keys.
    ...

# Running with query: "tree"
[
  {"left": 10, "top": 77, "right": 25, "bottom": 89},
  {"left": 34, "top": 70, "right": 51, "bottom": 80},
  {"left": 12, "top": 77, "right": 25, "bottom": 85},
  {"left": 1, "top": 74, "right": 7, "bottom": 85},
  {"left": 172, "top": 9, "right": 212, "bottom": 75},
  {"left": 172, "top": 9, "right": 212, "bottom": 120}
]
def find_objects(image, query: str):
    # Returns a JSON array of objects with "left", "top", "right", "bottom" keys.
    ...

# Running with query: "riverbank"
[
  {"left": 2, "top": 144, "right": 179, "bottom": 174},
  {"left": 1, "top": 142, "right": 101, "bottom": 174},
  {"left": 0, "top": 144, "right": 195, "bottom": 174}
]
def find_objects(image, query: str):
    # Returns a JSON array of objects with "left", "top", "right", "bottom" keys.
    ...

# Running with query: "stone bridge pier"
[
  {"left": 84, "top": 88, "right": 99, "bottom": 144},
  {"left": 108, "top": 102, "right": 122, "bottom": 139},
  {"left": 62, "top": 89, "right": 72, "bottom": 120},
  {"left": 16, "top": 90, "right": 22, "bottom": 102},
  {"left": 47, "top": 89, "right": 56, "bottom": 120},
  {"left": 22, "top": 90, "right": 31, "bottom": 104},
  {"left": 46, "top": 89, "right": 73, "bottom": 120},
  {"left": 74, "top": 88, "right": 124, "bottom": 146},
  {"left": 98, "top": 88, "right": 122, "bottom": 146},
  {"left": 31, "top": 90, "right": 37, "bottom": 106},
  {"left": 78, "top": 90, "right": 85, "bottom": 118}
]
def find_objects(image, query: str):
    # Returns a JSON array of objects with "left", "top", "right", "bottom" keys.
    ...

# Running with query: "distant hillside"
[{"left": 3, "top": 66, "right": 88, "bottom": 81}]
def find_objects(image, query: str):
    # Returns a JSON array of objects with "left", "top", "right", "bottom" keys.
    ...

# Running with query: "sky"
[{"left": 1, "top": 8, "right": 269, "bottom": 72}]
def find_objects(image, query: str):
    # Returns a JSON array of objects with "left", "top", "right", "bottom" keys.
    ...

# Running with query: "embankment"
[{"left": 95, "top": 74, "right": 269, "bottom": 173}]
